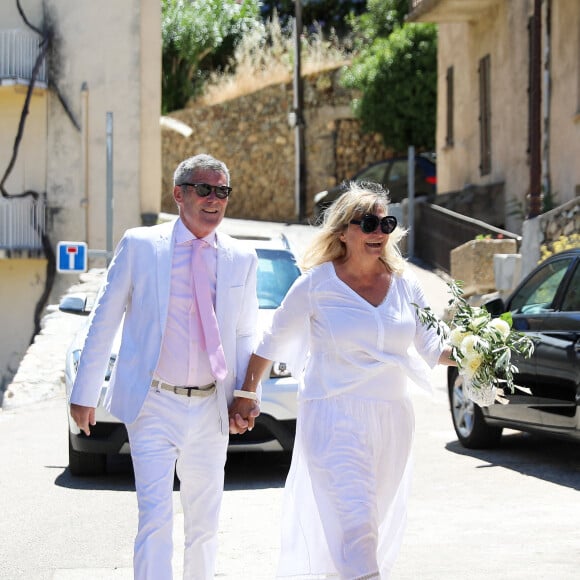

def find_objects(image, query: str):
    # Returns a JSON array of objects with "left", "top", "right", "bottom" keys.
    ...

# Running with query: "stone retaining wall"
[
  {"left": 538, "top": 197, "right": 580, "bottom": 250},
  {"left": 161, "top": 67, "right": 393, "bottom": 222},
  {"left": 521, "top": 196, "right": 580, "bottom": 277}
]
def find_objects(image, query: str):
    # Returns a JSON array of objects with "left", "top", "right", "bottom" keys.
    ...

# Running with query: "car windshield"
[
  {"left": 561, "top": 263, "right": 580, "bottom": 312},
  {"left": 357, "top": 162, "right": 387, "bottom": 183},
  {"left": 256, "top": 249, "right": 301, "bottom": 309}
]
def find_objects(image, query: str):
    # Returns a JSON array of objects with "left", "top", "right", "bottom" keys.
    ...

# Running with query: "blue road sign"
[{"left": 57, "top": 241, "right": 88, "bottom": 273}]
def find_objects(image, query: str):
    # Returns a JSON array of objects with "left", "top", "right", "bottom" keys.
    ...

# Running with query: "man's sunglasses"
[
  {"left": 350, "top": 214, "right": 398, "bottom": 234},
  {"left": 180, "top": 182, "right": 232, "bottom": 199}
]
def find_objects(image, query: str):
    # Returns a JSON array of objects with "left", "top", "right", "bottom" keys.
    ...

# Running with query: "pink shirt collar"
[{"left": 175, "top": 218, "right": 217, "bottom": 248}]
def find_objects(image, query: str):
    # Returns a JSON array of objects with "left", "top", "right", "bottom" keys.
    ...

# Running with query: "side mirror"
[
  {"left": 59, "top": 293, "right": 91, "bottom": 316},
  {"left": 484, "top": 297, "right": 506, "bottom": 317}
]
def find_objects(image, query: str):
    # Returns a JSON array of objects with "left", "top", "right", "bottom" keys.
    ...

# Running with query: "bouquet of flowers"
[{"left": 414, "top": 280, "right": 535, "bottom": 407}]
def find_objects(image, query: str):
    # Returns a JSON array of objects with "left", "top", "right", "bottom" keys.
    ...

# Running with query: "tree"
[
  {"left": 348, "top": 0, "right": 407, "bottom": 41},
  {"left": 260, "top": 0, "right": 367, "bottom": 35},
  {"left": 162, "top": 0, "right": 262, "bottom": 113},
  {"left": 342, "top": 0, "right": 438, "bottom": 153}
]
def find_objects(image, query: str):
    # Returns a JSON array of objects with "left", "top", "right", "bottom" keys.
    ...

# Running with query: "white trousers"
[{"left": 127, "top": 387, "right": 228, "bottom": 580}]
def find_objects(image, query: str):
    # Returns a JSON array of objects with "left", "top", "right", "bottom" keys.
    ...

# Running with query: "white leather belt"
[{"left": 151, "top": 379, "right": 216, "bottom": 397}]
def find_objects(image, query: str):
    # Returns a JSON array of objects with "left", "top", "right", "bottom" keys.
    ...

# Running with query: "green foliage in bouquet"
[{"left": 413, "top": 280, "right": 535, "bottom": 400}]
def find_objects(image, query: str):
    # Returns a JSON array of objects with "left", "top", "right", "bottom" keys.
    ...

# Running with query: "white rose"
[
  {"left": 460, "top": 334, "right": 480, "bottom": 356},
  {"left": 487, "top": 318, "right": 510, "bottom": 341},
  {"left": 461, "top": 352, "right": 483, "bottom": 379},
  {"left": 449, "top": 326, "right": 467, "bottom": 347}
]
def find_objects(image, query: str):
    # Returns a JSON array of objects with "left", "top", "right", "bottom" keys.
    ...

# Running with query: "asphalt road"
[
  {"left": 2, "top": 372, "right": 580, "bottom": 579},
  {"left": 2, "top": 218, "right": 580, "bottom": 579}
]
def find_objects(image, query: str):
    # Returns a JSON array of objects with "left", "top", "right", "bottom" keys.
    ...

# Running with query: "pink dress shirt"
[{"left": 154, "top": 219, "right": 217, "bottom": 387}]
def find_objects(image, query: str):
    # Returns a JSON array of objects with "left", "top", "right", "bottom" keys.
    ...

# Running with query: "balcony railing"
[
  {"left": 0, "top": 29, "right": 47, "bottom": 86},
  {"left": 0, "top": 195, "right": 46, "bottom": 255}
]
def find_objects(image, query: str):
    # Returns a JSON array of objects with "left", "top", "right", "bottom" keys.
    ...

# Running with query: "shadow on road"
[
  {"left": 225, "top": 451, "right": 290, "bottom": 490},
  {"left": 54, "top": 451, "right": 290, "bottom": 491},
  {"left": 54, "top": 454, "right": 136, "bottom": 491},
  {"left": 445, "top": 431, "right": 580, "bottom": 491}
]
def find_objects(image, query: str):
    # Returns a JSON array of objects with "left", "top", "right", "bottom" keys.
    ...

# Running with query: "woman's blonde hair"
[{"left": 300, "top": 182, "right": 408, "bottom": 273}]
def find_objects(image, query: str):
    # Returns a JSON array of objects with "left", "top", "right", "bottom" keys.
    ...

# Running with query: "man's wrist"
[{"left": 233, "top": 389, "right": 260, "bottom": 403}]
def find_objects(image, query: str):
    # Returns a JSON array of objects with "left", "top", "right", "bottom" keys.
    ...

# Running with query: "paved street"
[{"left": 2, "top": 218, "right": 580, "bottom": 579}]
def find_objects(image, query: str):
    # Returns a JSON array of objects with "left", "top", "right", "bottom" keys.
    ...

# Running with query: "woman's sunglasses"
[
  {"left": 180, "top": 182, "right": 232, "bottom": 199},
  {"left": 350, "top": 214, "right": 397, "bottom": 234}
]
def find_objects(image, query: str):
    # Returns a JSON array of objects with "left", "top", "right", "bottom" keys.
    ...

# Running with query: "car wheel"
[
  {"left": 68, "top": 432, "right": 106, "bottom": 476},
  {"left": 448, "top": 368, "right": 503, "bottom": 449}
]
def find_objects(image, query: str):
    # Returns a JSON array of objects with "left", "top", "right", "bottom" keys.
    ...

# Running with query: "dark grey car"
[
  {"left": 449, "top": 248, "right": 580, "bottom": 448},
  {"left": 313, "top": 154, "right": 437, "bottom": 223}
]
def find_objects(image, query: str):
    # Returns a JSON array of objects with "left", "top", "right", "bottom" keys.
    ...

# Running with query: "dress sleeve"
[
  {"left": 410, "top": 273, "right": 446, "bottom": 369},
  {"left": 255, "top": 271, "right": 312, "bottom": 378}
]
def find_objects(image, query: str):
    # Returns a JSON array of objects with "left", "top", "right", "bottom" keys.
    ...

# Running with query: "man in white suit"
[{"left": 70, "top": 154, "right": 260, "bottom": 579}]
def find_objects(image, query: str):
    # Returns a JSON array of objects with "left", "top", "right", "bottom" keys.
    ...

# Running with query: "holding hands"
[
  {"left": 228, "top": 395, "right": 260, "bottom": 434},
  {"left": 229, "top": 353, "right": 271, "bottom": 434}
]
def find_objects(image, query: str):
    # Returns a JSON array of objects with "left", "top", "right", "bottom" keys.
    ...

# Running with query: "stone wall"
[
  {"left": 161, "top": 67, "right": 393, "bottom": 222},
  {"left": 538, "top": 197, "right": 580, "bottom": 249},
  {"left": 521, "top": 196, "right": 580, "bottom": 278}
]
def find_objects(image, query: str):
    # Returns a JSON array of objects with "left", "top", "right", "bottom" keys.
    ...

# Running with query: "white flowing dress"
[{"left": 255, "top": 262, "right": 444, "bottom": 580}]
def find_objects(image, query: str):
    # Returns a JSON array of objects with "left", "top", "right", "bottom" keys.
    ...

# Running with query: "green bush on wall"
[{"left": 341, "top": 23, "right": 438, "bottom": 153}]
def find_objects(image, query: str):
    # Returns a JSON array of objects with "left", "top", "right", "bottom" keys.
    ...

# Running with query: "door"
[{"left": 486, "top": 255, "right": 580, "bottom": 433}]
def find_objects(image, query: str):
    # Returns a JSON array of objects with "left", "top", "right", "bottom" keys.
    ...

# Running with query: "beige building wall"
[
  {"left": 0, "top": 0, "right": 161, "bottom": 393},
  {"left": 436, "top": 1, "right": 532, "bottom": 231},
  {"left": 0, "top": 88, "right": 48, "bottom": 390},
  {"left": 0, "top": 89, "right": 47, "bottom": 194},
  {"left": 549, "top": 1, "right": 580, "bottom": 202},
  {"left": 44, "top": 0, "right": 162, "bottom": 261},
  {"left": 431, "top": 0, "right": 579, "bottom": 232},
  {"left": 0, "top": 260, "right": 46, "bottom": 385}
]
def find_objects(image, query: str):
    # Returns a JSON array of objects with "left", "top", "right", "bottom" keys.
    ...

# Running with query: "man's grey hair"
[{"left": 173, "top": 154, "right": 230, "bottom": 186}]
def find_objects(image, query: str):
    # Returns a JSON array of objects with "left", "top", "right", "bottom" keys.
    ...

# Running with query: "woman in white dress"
[{"left": 230, "top": 182, "right": 455, "bottom": 579}]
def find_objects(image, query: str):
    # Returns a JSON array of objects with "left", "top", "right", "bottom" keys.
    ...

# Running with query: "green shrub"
[{"left": 341, "top": 23, "right": 437, "bottom": 153}]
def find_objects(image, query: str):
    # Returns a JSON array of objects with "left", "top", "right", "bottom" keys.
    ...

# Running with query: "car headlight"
[{"left": 270, "top": 361, "right": 291, "bottom": 378}]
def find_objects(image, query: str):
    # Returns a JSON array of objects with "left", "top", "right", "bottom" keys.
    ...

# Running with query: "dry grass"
[{"left": 196, "top": 15, "right": 351, "bottom": 106}]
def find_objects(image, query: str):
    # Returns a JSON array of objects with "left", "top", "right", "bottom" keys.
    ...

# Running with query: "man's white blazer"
[{"left": 70, "top": 218, "right": 259, "bottom": 435}]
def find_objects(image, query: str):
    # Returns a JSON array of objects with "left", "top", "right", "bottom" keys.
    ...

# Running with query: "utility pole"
[
  {"left": 292, "top": 0, "right": 307, "bottom": 222},
  {"left": 528, "top": 0, "right": 543, "bottom": 218}
]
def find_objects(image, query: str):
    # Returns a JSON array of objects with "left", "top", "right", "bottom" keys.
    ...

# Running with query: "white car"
[{"left": 60, "top": 234, "right": 301, "bottom": 476}]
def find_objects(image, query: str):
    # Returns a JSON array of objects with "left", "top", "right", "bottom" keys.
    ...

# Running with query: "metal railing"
[
  {"left": 0, "top": 195, "right": 46, "bottom": 251},
  {"left": 0, "top": 29, "right": 47, "bottom": 85},
  {"left": 414, "top": 202, "right": 522, "bottom": 273}
]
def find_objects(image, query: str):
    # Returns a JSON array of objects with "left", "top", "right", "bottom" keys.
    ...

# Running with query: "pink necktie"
[{"left": 191, "top": 239, "right": 227, "bottom": 380}]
